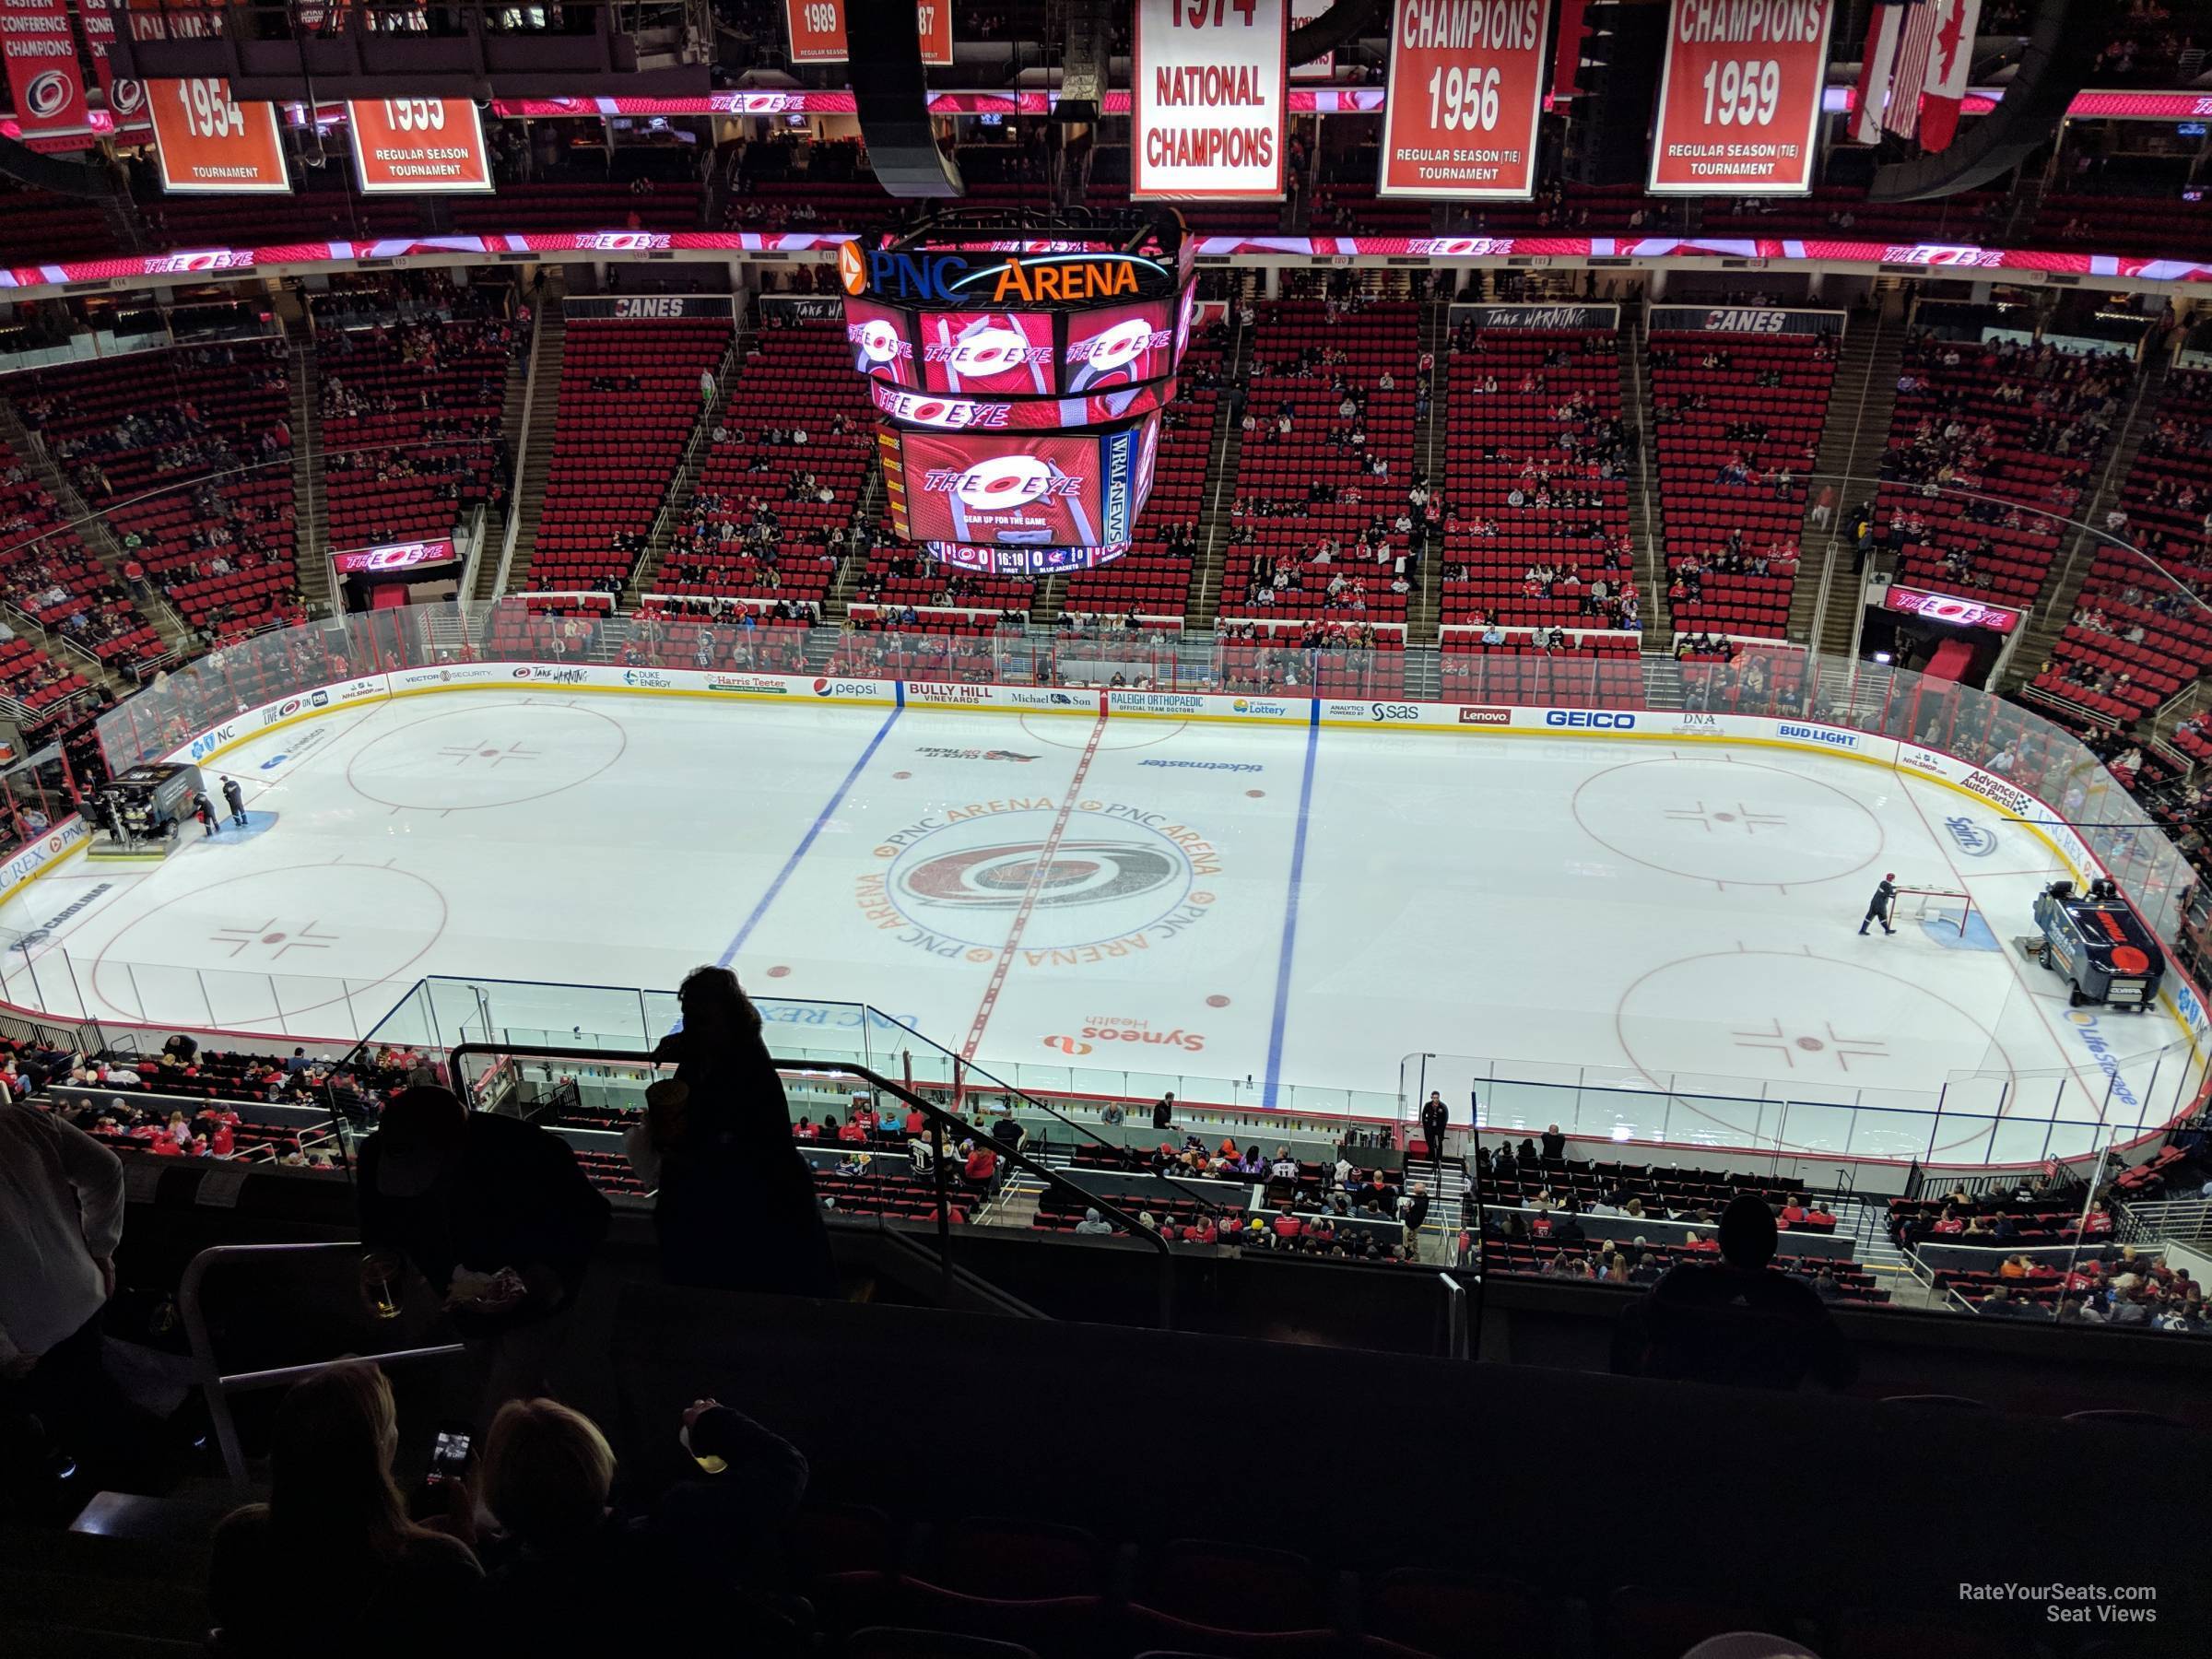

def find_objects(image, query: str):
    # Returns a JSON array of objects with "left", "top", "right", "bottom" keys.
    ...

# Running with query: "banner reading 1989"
[
  {"left": 1648, "top": 0, "right": 1835, "bottom": 195},
  {"left": 1378, "top": 0, "right": 1553, "bottom": 198}
]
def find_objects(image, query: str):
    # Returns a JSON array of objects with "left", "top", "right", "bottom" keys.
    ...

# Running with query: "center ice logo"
[{"left": 855, "top": 798, "right": 1221, "bottom": 964}]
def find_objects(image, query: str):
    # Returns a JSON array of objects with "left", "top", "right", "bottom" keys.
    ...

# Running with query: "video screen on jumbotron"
[
  {"left": 916, "top": 309, "right": 1059, "bottom": 395},
  {"left": 898, "top": 417, "right": 1159, "bottom": 548},
  {"left": 845, "top": 298, "right": 919, "bottom": 388},
  {"left": 1061, "top": 297, "right": 1179, "bottom": 391}
]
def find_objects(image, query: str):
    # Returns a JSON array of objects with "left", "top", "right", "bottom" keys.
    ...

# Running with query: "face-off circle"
[
  {"left": 347, "top": 702, "right": 627, "bottom": 811},
  {"left": 876, "top": 807, "right": 1199, "bottom": 951},
  {"left": 1615, "top": 948, "right": 2019, "bottom": 1155},
  {"left": 1573, "top": 757, "right": 1884, "bottom": 888},
  {"left": 90, "top": 863, "right": 449, "bottom": 1028}
]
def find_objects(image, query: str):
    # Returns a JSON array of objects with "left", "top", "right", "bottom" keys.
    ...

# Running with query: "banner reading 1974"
[
  {"left": 1378, "top": 0, "right": 1553, "bottom": 199},
  {"left": 1648, "top": 0, "right": 1835, "bottom": 195},
  {"left": 1133, "top": 0, "right": 1289, "bottom": 201}
]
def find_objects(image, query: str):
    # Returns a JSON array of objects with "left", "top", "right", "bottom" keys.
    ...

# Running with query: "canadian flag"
[{"left": 1853, "top": 0, "right": 1982, "bottom": 151}]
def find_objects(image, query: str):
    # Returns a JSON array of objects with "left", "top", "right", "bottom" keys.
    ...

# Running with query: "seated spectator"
[
  {"left": 1616, "top": 1194, "right": 1857, "bottom": 1390},
  {"left": 210, "top": 1363, "right": 482, "bottom": 1659},
  {"left": 1074, "top": 1207, "right": 1113, "bottom": 1236},
  {"left": 471, "top": 1394, "right": 807, "bottom": 1655}
]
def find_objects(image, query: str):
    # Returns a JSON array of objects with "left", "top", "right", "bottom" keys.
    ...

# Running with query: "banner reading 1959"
[
  {"left": 1378, "top": 0, "right": 1553, "bottom": 199},
  {"left": 1648, "top": 0, "right": 1835, "bottom": 195}
]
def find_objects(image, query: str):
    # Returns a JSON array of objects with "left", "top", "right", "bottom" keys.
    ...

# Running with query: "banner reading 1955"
[
  {"left": 1648, "top": 0, "right": 1835, "bottom": 195},
  {"left": 1133, "top": 0, "right": 1289, "bottom": 201},
  {"left": 1378, "top": 0, "right": 1553, "bottom": 199}
]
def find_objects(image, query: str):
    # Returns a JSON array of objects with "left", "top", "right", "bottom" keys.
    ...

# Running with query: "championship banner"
[
  {"left": 1289, "top": 0, "right": 1334, "bottom": 80},
  {"left": 347, "top": 97, "right": 493, "bottom": 194},
  {"left": 1377, "top": 0, "right": 1551, "bottom": 199},
  {"left": 1133, "top": 0, "right": 1289, "bottom": 201},
  {"left": 1648, "top": 0, "right": 1836, "bottom": 196},
  {"left": 147, "top": 77, "right": 291, "bottom": 194},
  {"left": 0, "top": 0, "right": 88, "bottom": 138},
  {"left": 76, "top": 0, "right": 149, "bottom": 135},
  {"left": 781, "top": 0, "right": 954, "bottom": 65}
]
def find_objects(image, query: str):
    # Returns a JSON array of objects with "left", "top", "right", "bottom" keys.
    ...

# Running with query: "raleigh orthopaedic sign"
[
  {"left": 1378, "top": 0, "right": 1552, "bottom": 199},
  {"left": 1133, "top": 0, "right": 1288, "bottom": 200},
  {"left": 1648, "top": 0, "right": 1835, "bottom": 195}
]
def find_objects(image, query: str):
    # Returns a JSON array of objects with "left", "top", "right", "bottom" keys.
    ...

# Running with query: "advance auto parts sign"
[{"left": 856, "top": 795, "right": 1222, "bottom": 968}]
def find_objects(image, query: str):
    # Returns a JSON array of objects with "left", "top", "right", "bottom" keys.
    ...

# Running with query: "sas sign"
[{"left": 1546, "top": 710, "right": 1636, "bottom": 729}]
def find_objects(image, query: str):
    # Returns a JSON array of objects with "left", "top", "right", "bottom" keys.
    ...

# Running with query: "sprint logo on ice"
[{"left": 1944, "top": 815, "right": 1999, "bottom": 857}]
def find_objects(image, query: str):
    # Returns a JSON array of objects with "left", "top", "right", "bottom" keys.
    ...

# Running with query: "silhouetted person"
[
  {"left": 1418, "top": 1090, "right": 1450, "bottom": 1163},
  {"left": 635, "top": 966, "right": 836, "bottom": 1297},
  {"left": 1613, "top": 1194, "right": 1857, "bottom": 1390}
]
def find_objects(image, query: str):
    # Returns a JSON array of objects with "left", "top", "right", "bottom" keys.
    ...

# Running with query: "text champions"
[
  {"left": 1144, "top": 62, "right": 1278, "bottom": 171},
  {"left": 1673, "top": 0, "right": 1826, "bottom": 43},
  {"left": 1396, "top": 0, "right": 1544, "bottom": 53}
]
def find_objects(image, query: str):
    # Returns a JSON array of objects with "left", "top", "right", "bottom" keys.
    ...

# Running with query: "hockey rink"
[{"left": 0, "top": 691, "right": 2194, "bottom": 1162}]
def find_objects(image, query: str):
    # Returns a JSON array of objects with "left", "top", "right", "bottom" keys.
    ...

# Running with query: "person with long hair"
[
  {"left": 208, "top": 1362, "right": 480, "bottom": 1657},
  {"left": 630, "top": 965, "right": 835, "bottom": 1295}
]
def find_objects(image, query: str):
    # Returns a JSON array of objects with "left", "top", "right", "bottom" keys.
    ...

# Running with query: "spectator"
[
  {"left": 0, "top": 1093, "right": 142, "bottom": 1495},
  {"left": 1074, "top": 1207, "right": 1113, "bottom": 1236},
  {"left": 209, "top": 1363, "right": 482, "bottom": 1659},
  {"left": 1418, "top": 1090, "right": 1449, "bottom": 1162},
  {"left": 1618, "top": 1194, "right": 1857, "bottom": 1390},
  {"left": 1540, "top": 1123, "right": 1566, "bottom": 1161},
  {"left": 961, "top": 1138, "right": 999, "bottom": 1196},
  {"left": 359, "top": 1085, "right": 611, "bottom": 1411},
  {"left": 285, "top": 1046, "right": 312, "bottom": 1073},
  {"left": 470, "top": 1394, "right": 808, "bottom": 1653},
  {"left": 634, "top": 966, "right": 835, "bottom": 1298},
  {"left": 1151, "top": 1091, "right": 1176, "bottom": 1131}
]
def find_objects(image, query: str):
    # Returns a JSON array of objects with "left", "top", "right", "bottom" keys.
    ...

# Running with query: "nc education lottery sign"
[
  {"left": 1649, "top": 0, "right": 1835, "bottom": 195},
  {"left": 1378, "top": 0, "right": 1552, "bottom": 199},
  {"left": 1134, "top": 0, "right": 1289, "bottom": 201}
]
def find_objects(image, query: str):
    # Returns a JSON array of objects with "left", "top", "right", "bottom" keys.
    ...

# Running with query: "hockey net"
[{"left": 1896, "top": 888, "right": 1973, "bottom": 936}]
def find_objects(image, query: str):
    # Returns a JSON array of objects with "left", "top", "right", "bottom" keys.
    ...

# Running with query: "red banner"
[
  {"left": 1378, "top": 0, "right": 1551, "bottom": 199},
  {"left": 147, "top": 77, "right": 291, "bottom": 194},
  {"left": 1648, "top": 0, "right": 1835, "bottom": 195},
  {"left": 347, "top": 97, "right": 493, "bottom": 193},
  {"left": 76, "top": 0, "right": 150, "bottom": 134},
  {"left": 782, "top": 0, "right": 953, "bottom": 65},
  {"left": 0, "top": 0, "right": 88, "bottom": 137}
]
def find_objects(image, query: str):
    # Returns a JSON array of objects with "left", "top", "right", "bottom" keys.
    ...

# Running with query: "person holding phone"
[{"left": 358, "top": 1085, "right": 610, "bottom": 1413}]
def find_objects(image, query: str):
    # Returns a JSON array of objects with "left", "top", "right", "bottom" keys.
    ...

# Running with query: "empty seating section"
[
  {"left": 1218, "top": 299, "right": 1421, "bottom": 626},
  {"left": 1212, "top": 624, "right": 1406, "bottom": 695},
  {"left": 318, "top": 307, "right": 527, "bottom": 552},
  {"left": 1441, "top": 323, "right": 1638, "bottom": 634},
  {"left": 4, "top": 341, "right": 304, "bottom": 659},
  {"left": 1646, "top": 324, "right": 1832, "bottom": 638},
  {"left": 527, "top": 314, "right": 731, "bottom": 591},
  {"left": 482, "top": 591, "right": 616, "bottom": 658},
  {"left": 1058, "top": 326, "right": 1230, "bottom": 618},
  {"left": 1440, "top": 631, "right": 1643, "bottom": 708},
  {"left": 2034, "top": 367, "right": 2212, "bottom": 729},
  {"left": 1877, "top": 335, "right": 2127, "bottom": 609},
  {"left": 0, "top": 462, "right": 99, "bottom": 719},
  {"left": 625, "top": 604, "right": 814, "bottom": 674},
  {"left": 656, "top": 318, "right": 865, "bottom": 608}
]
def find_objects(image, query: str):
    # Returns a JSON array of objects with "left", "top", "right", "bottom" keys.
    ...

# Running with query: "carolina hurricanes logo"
[
  {"left": 25, "top": 71, "right": 76, "bottom": 122},
  {"left": 894, "top": 841, "right": 1182, "bottom": 911},
  {"left": 111, "top": 79, "right": 147, "bottom": 119}
]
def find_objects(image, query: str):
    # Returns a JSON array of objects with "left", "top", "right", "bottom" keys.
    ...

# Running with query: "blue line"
[
  {"left": 1262, "top": 703, "right": 1323, "bottom": 1109},
  {"left": 718, "top": 702, "right": 903, "bottom": 968}
]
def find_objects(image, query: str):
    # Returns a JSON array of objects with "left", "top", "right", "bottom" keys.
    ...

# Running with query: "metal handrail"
[
  {"left": 446, "top": 1041, "right": 1180, "bottom": 1328},
  {"left": 178, "top": 1241, "right": 467, "bottom": 1489}
]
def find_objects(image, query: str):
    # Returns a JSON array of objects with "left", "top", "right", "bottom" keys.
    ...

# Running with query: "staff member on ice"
[{"left": 1859, "top": 873, "right": 1899, "bottom": 936}]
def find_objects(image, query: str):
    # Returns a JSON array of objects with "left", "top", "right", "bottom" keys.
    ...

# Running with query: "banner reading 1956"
[
  {"left": 1378, "top": 0, "right": 1553, "bottom": 199},
  {"left": 1648, "top": 0, "right": 1835, "bottom": 195}
]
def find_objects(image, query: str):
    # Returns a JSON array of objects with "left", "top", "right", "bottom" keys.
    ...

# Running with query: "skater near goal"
[{"left": 1859, "top": 874, "right": 1898, "bottom": 936}]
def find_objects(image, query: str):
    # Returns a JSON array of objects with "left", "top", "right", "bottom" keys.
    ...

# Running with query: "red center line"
[{"left": 959, "top": 712, "right": 1108, "bottom": 1061}]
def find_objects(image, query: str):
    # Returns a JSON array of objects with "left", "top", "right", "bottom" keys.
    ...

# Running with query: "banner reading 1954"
[
  {"left": 1378, "top": 0, "right": 1553, "bottom": 199},
  {"left": 1648, "top": 0, "right": 1835, "bottom": 195}
]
